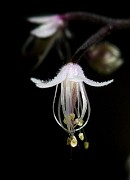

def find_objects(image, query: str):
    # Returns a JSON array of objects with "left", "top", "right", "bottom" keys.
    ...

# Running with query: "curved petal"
[
  {"left": 30, "top": 69, "right": 67, "bottom": 88},
  {"left": 79, "top": 82, "right": 87, "bottom": 119},
  {"left": 53, "top": 85, "right": 67, "bottom": 132},
  {"left": 28, "top": 15, "right": 58, "bottom": 24},
  {"left": 83, "top": 77, "right": 114, "bottom": 87},
  {"left": 30, "top": 22, "right": 58, "bottom": 38}
]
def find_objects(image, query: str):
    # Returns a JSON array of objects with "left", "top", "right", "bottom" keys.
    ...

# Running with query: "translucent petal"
[
  {"left": 75, "top": 84, "right": 91, "bottom": 132},
  {"left": 61, "top": 82, "right": 66, "bottom": 115},
  {"left": 28, "top": 15, "right": 58, "bottom": 24},
  {"left": 53, "top": 85, "right": 68, "bottom": 132},
  {"left": 79, "top": 82, "right": 87, "bottom": 119},
  {"left": 83, "top": 77, "right": 114, "bottom": 87},
  {"left": 30, "top": 69, "right": 67, "bottom": 88},
  {"left": 31, "top": 63, "right": 72, "bottom": 88},
  {"left": 31, "top": 78, "right": 43, "bottom": 84},
  {"left": 30, "top": 22, "right": 58, "bottom": 38}
]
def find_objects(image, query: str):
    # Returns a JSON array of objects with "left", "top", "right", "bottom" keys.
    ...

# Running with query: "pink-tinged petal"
[
  {"left": 83, "top": 77, "right": 114, "bottom": 87},
  {"left": 30, "top": 22, "right": 58, "bottom": 38},
  {"left": 28, "top": 15, "right": 58, "bottom": 24},
  {"left": 62, "top": 63, "right": 85, "bottom": 82}
]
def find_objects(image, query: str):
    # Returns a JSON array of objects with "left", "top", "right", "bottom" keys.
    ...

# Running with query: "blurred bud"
[
  {"left": 84, "top": 141, "right": 89, "bottom": 149},
  {"left": 86, "top": 42, "right": 124, "bottom": 75}
]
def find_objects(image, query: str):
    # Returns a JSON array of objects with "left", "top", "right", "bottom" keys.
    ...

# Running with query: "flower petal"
[
  {"left": 53, "top": 85, "right": 68, "bottom": 132},
  {"left": 83, "top": 77, "right": 114, "bottom": 87},
  {"left": 28, "top": 15, "right": 58, "bottom": 24},
  {"left": 31, "top": 68, "right": 68, "bottom": 88},
  {"left": 79, "top": 82, "right": 87, "bottom": 119},
  {"left": 30, "top": 22, "right": 58, "bottom": 38},
  {"left": 31, "top": 62, "right": 72, "bottom": 88}
]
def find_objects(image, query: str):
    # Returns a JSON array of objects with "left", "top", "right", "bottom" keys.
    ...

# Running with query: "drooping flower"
[
  {"left": 27, "top": 14, "right": 65, "bottom": 38},
  {"left": 22, "top": 14, "right": 71, "bottom": 70},
  {"left": 31, "top": 62, "right": 113, "bottom": 147}
]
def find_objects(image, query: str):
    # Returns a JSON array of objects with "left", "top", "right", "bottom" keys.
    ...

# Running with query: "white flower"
[
  {"left": 22, "top": 14, "right": 71, "bottom": 70},
  {"left": 28, "top": 14, "right": 65, "bottom": 38},
  {"left": 31, "top": 63, "right": 113, "bottom": 137}
]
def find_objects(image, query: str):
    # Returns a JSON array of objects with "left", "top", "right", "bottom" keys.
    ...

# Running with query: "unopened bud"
[{"left": 86, "top": 42, "right": 124, "bottom": 75}]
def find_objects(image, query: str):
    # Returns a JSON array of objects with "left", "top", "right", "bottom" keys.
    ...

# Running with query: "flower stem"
[
  {"left": 70, "top": 25, "right": 115, "bottom": 63},
  {"left": 62, "top": 11, "right": 130, "bottom": 63},
  {"left": 62, "top": 11, "right": 130, "bottom": 29}
]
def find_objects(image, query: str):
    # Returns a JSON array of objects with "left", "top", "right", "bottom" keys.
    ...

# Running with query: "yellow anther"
[
  {"left": 75, "top": 118, "right": 84, "bottom": 126},
  {"left": 64, "top": 113, "right": 75, "bottom": 125},
  {"left": 70, "top": 113, "right": 75, "bottom": 120},
  {"left": 84, "top": 141, "right": 89, "bottom": 149},
  {"left": 78, "top": 132, "right": 84, "bottom": 141},
  {"left": 63, "top": 118, "right": 67, "bottom": 124},
  {"left": 70, "top": 135, "right": 77, "bottom": 147},
  {"left": 67, "top": 137, "right": 71, "bottom": 145}
]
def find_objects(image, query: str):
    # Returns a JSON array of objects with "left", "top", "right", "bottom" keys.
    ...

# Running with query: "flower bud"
[{"left": 86, "top": 42, "right": 124, "bottom": 75}]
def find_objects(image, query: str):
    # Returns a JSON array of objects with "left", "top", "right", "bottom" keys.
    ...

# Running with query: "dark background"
[{"left": 5, "top": 0, "right": 130, "bottom": 179}]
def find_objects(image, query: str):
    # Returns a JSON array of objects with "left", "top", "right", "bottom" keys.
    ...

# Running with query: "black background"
[{"left": 4, "top": 0, "right": 130, "bottom": 179}]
